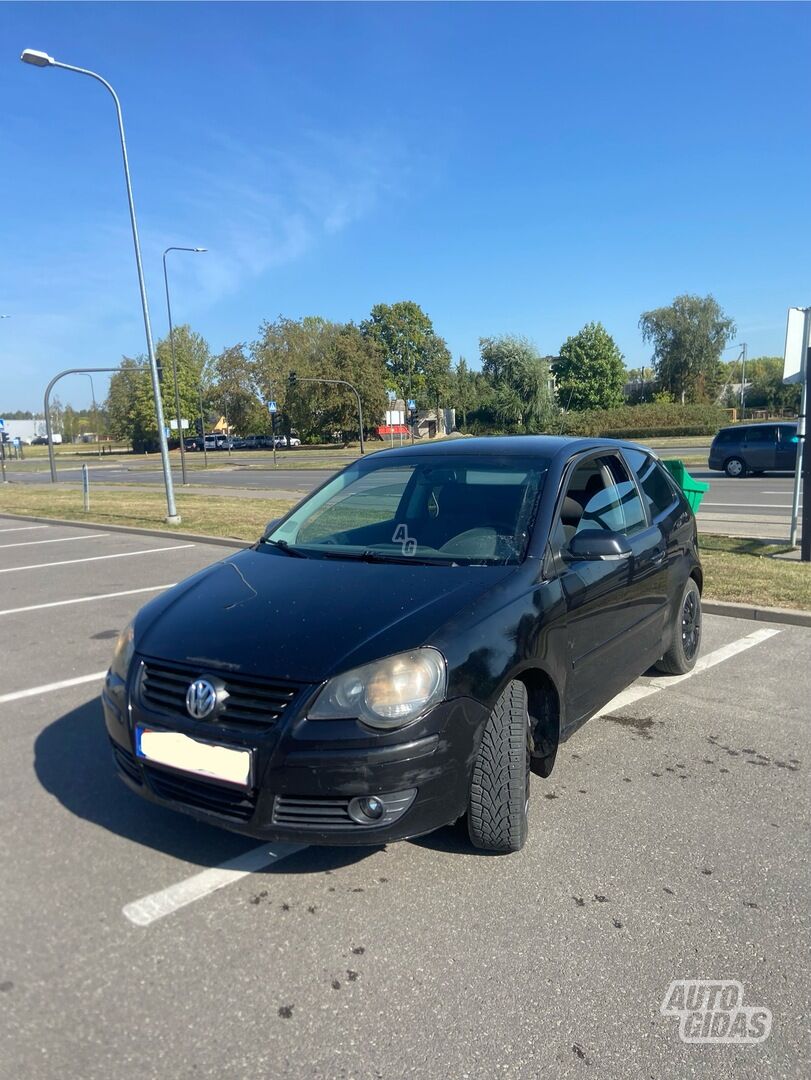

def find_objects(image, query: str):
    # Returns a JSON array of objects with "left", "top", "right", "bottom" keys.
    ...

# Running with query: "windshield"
[{"left": 263, "top": 455, "right": 548, "bottom": 565}]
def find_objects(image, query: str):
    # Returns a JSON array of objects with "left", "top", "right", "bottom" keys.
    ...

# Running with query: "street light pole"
[
  {"left": 739, "top": 342, "right": 748, "bottom": 420},
  {"left": 293, "top": 377, "right": 365, "bottom": 453},
  {"left": 21, "top": 48, "right": 180, "bottom": 524},
  {"left": 163, "top": 246, "right": 206, "bottom": 486},
  {"left": 198, "top": 385, "right": 208, "bottom": 467},
  {"left": 85, "top": 373, "right": 101, "bottom": 457}
]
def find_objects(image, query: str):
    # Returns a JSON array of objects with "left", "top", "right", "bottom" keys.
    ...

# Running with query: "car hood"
[{"left": 136, "top": 547, "right": 518, "bottom": 684}]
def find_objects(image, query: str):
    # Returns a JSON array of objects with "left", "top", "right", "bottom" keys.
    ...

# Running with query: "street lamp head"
[
  {"left": 193, "top": 248, "right": 207, "bottom": 253},
  {"left": 20, "top": 48, "right": 54, "bottom": 67}
]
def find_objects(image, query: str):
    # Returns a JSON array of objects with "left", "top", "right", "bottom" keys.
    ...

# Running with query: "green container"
[{"left": 661, "top": 458, "right": 710, "bottom": 513}]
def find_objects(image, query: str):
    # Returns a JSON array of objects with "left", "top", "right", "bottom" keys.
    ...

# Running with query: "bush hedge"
[{"left": 558, "top": 402, "right": 729, "bottom": 439}]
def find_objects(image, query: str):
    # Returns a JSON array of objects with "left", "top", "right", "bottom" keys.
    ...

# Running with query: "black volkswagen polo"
[{"left": 103, "top": 436, "right": 703, "bottom": 853}]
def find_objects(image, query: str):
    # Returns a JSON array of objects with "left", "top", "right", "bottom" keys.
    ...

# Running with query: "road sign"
[
  {"left": 0, "top": 418, "right": 4, "bottom": 429},
  {"left": 169, "top": 419, "right": 190, "bottom": 430},
  {"left": 783, "top": 307, "right": 808, "bottom": 385},
  {"left": 407, "top": 399, "right": 416, "bottom": 411},
  {"left": 386, "top": 390, "right": 396, "bottom": 402},
  {"left": 268, "top": 401, "right": 278, "bottom": 414}
]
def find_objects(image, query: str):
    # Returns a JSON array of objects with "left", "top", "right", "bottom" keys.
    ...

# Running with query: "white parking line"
[
  {"left": 123, "top": 625, "right": 782, "bottom": 928},
  {"left": 0, "top": 544, "right": 194, "bottom": 574},
  {"left": 0, "top": 532, "right": 107, "bottom": 550},
  {"left": 700, "top": 502, "right": 796, "bottom": 509},
  {"left": 0, "top": 525, "right": 50, "bottom": 534},
  {"left": 0, "top": 583, "right": 176, "bottom": 617},
  {"left": 596, "top": 627, "right": 781, "bottom": 716},
  {"left": 0, "top": 670, "right": 107, "bottom": 705},
  {"left": 123, "top": 844, "right": 306, "bottom": 927}
]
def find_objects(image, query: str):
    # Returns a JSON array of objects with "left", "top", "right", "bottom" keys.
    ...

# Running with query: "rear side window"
[
  {"left": 745, "top": 425, "right": 778, "bottom": 443},
  {"left": 623, "top": 448, "right": 678, "bottom": 519},
  {"left": 714, "top": 428, "right": 736, "bottom": 444}
]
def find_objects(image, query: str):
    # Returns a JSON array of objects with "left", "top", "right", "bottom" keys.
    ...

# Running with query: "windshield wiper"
[
  {"left": 317, "top": 548, "right": 458, "bottom": 566},
  {"left": 261, "top": 538, "right": 309, "bottom": 558}
]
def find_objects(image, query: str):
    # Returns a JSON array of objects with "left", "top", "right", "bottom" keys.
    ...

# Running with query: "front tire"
[
  {"left": 467, "top": 680, "right": 530, "bottom": 853},
  {"left": 725, "top": 456, "right": 746, "bottom": 478},
  {"left": 656, "top": 578, "right": 702, "bottom": 675}
]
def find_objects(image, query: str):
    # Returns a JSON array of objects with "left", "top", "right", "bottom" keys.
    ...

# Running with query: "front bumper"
[{"left": 102, "top": 659, "right": 488, "bottom": 846}]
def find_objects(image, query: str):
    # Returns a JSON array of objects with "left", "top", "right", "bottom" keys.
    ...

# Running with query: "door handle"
[{"left": 651, "top": 548, "right": 667, "bottom": 566}]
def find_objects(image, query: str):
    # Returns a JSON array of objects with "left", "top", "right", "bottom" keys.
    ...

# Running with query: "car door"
[
  {"left": 551, "top": 453, "right": 664, "bottom": 725},
  {"left": 742, "top": 425, "right": 778, "bottom": 471},
  {"left": 776, "top": 425, "right": 798, "bottom": 471}
]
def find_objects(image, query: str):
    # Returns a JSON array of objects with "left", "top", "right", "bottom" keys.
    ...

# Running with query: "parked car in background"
[
  {"left": 242, "top": 434, "right": 275, "bottom": 450},
  {"left": 709, "top": 422, "right": 798, "bottom": 477},
  {"left": 275, "top": 435, "right": 301, "bottom": 447},
  {"left": 104, "top": 435, "right": 702, "bottom": 854}
]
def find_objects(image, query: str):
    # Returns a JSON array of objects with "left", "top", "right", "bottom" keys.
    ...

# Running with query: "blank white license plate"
[{"left": 135, "top": 726, "right": 252, "bottom": 788}]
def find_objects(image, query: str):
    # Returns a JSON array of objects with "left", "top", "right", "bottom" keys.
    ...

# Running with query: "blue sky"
[{"left": 1, "top": 1, "right": 809, "bottom": 411}]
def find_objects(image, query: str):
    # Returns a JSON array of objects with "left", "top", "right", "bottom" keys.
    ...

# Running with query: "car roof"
[
  {"left": 372, "top": 434, "right": 652, "bottom": 461},
  {"left": 717, "top": 421, "right": 796, "bottom": 432}
]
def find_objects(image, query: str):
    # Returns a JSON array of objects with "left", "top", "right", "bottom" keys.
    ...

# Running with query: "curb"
[
  {"left": 0, "top": 512, "right": 252, "bottom": 550},
  {"left": 702, "top": 599, "right": 811, "bottom": 628}
]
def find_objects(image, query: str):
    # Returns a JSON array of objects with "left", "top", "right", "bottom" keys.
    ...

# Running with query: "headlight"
[
  {"left": 110, "top": 622, "right": 135, "bottom": 680},
  {"left": 309, "top": 648, "right": 446, "bottom": 730}
]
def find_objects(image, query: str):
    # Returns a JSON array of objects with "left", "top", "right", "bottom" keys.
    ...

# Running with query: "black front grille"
[
  {"left": 273, "top": 795, "right": 354, "bottom": 829},
  {"left": 139, "top": 658, "right": 306, "bottom": 731},
  {"left": 111, "top": 742, "right": 143, "bottom": 785},
  {"left": 144, "top": 765, "right": 257, "bottom": 821}
]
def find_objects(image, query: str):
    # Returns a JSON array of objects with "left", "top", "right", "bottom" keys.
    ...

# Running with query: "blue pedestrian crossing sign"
[
  {"left": 0, "top": 418, "right": 5, "bottom": 429},
  {"left": 267, "top": 401, "right": 278, "bottom": 414},
  {"left": 407, "top": 399, "right": 416, "bottom": 411}
]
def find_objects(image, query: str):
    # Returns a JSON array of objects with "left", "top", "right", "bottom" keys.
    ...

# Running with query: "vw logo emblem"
[{"left": 186, "top": 678, "right": 217, "bottom": 720}]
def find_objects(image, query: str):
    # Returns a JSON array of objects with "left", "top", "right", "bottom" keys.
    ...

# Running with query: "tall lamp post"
[
  {"left": 21, "top": 48, "right": 180, "bottom": 524},
  {"left": 163, "top": 246, "right": 206, "bottom": 485},
  {"left": 85, "top": 373, "right": 101, "bottom": 457}
]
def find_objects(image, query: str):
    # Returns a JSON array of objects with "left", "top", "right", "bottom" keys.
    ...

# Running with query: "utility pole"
[{"left": 739, "top": 342, "right": 748, "bottom": 420}]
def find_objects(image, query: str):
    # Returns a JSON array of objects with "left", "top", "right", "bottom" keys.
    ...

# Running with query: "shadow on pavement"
[{"left": 34, "top": 697, "right": 371, "bottom": 874}]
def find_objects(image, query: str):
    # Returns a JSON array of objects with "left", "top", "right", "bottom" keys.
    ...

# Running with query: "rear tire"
[
  {"left": 467, "top": 680, "right": 530, "bottom": 853},
  {"left": 725, "top": 457, "right": 746, "bottom": 478},
  {"left": 656, "top": 578, "right": 702, "bottom": 675}
]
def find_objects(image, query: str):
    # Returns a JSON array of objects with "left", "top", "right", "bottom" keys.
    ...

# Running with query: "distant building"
[{"left": 1, "top": 419, "right": 48, "bottom": 444}]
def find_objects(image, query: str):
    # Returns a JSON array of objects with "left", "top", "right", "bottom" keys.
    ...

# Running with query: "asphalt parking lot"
[{"left": 1, "top": 517, "right": 808, "bottom": 1079}]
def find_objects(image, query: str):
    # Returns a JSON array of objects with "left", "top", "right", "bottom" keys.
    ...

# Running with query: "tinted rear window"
[{"left": 714, "top": 429, "right": 737, "bottom": 444}]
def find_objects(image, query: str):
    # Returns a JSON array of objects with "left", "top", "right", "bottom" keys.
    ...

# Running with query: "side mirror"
[
  {"left": 567, "top": 529, "right": 631, "bottom": 561},
  {"left": 262, "top": 518, "right": 281, "bottom": 538}
]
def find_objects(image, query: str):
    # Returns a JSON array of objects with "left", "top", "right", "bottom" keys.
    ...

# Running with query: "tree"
[
  {"left": 105, "top": 326, "right": 213, "bottom": 451},
  {"left": 744, "top": 357, "right": 802, "bottom": 414},
  {"left": 360, "top": 301, "right": 452, "bottom": 412},
  {"left": 156, "top": 324, "right": 213, "bottom": 431},
  {"left": 478, "top": 335, "right": 554, "bottom": 431},
  {"left": 553, "top": 322, "right": 626, "bottom": 411},
  {"left": 212, "top": 343, "right": 269, "bottom": 435},
  {"left": 250, "top": 316, "right": 387, "bottom": 442},
  {"left": 639, "top": 294, "right": 735, "bottom": 404}
]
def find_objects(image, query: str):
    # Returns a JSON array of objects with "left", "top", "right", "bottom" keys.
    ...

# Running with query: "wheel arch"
[{"left": 513, "top": 665, "right": 561, "bottom": 777}]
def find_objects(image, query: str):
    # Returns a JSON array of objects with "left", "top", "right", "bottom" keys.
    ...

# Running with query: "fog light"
[
  {"left": 358, "top": 797, "right": 384, "bottom": 821},
  {"left": 347, "top": 789, "right": 417, "bottom": 826}
]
